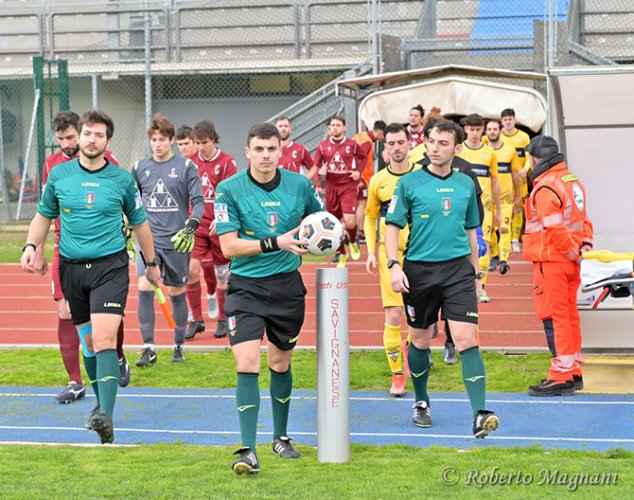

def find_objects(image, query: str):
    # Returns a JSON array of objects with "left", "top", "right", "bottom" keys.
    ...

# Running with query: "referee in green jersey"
[
  {"left": 21, "top": 110, "right": 160, "bottom": 444},
  {"left": 215, "top": 123, "right": 323, "bottom": 475},
  {"left": 385, "top": 119, "right": 499, "bottom": 438}
]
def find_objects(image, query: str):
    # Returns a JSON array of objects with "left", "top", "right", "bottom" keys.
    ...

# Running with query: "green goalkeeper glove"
[
  {"left": 171, "top": 218, "right": 200, "bottom": 254},
  {"left": 125, "top": 225, "right": 136, "bottom": 263}
]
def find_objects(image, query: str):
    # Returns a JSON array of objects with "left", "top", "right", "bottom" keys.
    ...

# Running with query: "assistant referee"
[
  {"left": 385, "top": 119, "right": 499, "bottom": 438},
  {"left": 21, "top": 109, "right": 160, "bottom": 444}
]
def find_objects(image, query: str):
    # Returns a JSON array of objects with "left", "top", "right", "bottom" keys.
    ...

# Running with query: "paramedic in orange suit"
[{"left": 522, "top": 136, "right": 593, "bottom": 397}]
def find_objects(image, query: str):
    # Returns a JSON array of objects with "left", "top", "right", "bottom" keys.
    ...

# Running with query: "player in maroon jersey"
[
  {"left": 185, "top": 120, "right": 237, "bottom": 339},
  {"left": 407, "top": 104, "right": 425, "bottom": 149},
  {"left": 34, "top": 111, "right": 130, "bottom": 403},
  {"left": 176, "top": 124, "right": 219, "bottom": 321},
  {"left": 314, "top": 115, "right": 368, "bottom": 267},
  {"left": 274, "top": 115, "right": 318, "bottom": 181}
]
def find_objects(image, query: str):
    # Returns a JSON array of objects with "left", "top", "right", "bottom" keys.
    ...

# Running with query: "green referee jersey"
[
  {"left": 385, "top": 166, "right": 479, "bottom": 262},
  {"left": 215, "top": 168, "right": 324, "bottom": 278},
  {"left": 37, "top": 158, "right": 146, "bottom": 260}
]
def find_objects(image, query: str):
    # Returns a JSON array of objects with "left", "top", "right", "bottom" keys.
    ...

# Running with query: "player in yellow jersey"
[
  {"left": 485, "top": 119, "right": 522, "bottom": 274},
  {"left": 500, "top": 108, "right": 531, "bottom": 254},
  {"left": 457, "top": 114, "right": 500, "bottom": 303},
  {"left": 365, "top": 123, "right": 420, "bottom": 396}
]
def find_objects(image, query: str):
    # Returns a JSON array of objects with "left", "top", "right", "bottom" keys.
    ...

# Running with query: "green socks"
[
  {"left": 270, "top": 367, "right": 293, "bottom": 440},
  {"left": 83, "top": 355, "right": 99, "bottom": 401},
  {"left": 460, "top": 346, "right": 487, "bottom": 417},
  {"left": 408, "top": 343, "right": 431, "bottom": 404},
  {"left": 96, "top": 349, "right": 119, "bottom": 419},
  {"left": 236, "top": 372, "right": 260, "bottom": 450}
]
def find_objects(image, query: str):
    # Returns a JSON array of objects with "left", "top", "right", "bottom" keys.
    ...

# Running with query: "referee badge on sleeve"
[
  {"left": 215, "top": 203, "right": 229, "bottom": 223},
  {"left": 387, "top": 196, "right": 398, "bottom": 214}
]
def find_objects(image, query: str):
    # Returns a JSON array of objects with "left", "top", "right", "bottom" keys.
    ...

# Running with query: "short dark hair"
[
  {"left": 464, "top": 113, "right": 485, "bottom": 127},
  {"left": 328, "top": 115, "right": 345, "bottom": 126},
  {"left": 410, "top": 104, "right": 425, "bottom": 117},
  {"left": 53, "top": 111, "right": 80, "bottom": 133},
  {"left": 501, "top": 108, "right": 516, "bottom": 118},
  {"left": 373, "top": 120, "right": 387, "bottom": 133},
  {"left": 247, "top": 122, "right": 280, "bottom": 146},
  {"left": 423, "top": 116, "right": 439, "bottom": 138},
  {"left": 429, "top": 119, "right": 464, "bottom": 145},
  {"left": 78, "top": 109, "right": 114, "bottom": 139},
  {"left": 176, "top": 124, "right": 193, "bottom": 141},
  {"left": 486, "top": 119, "right": 502, "bottom": 129},
  {"left": 384, "top": 122, "right": 409, "bottom": 139},
  {"left": 148, "top": 113, "right": 175, "bottom": 140},
  {"left": 192, "top": 120, "right": 220, "bottom": 143},
  {"left": 275, "top": 115, "right": 291, "bottom": 124}
]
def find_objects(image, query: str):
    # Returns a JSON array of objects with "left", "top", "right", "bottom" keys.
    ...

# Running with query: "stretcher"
[{"left": 581, "top": 250, "right": 634, "bottom": 309}]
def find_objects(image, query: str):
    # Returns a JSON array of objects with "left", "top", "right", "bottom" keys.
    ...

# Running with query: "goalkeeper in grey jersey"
[{"left": 132, "top": 113, "right": 205, "bottom": 365}]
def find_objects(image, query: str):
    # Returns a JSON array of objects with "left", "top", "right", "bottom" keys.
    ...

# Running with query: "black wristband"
[
  {"left": 260, "top": 237, "right": 280, "bottom": 253},
  {"left": 22, "top": 243, "right": 37, "bottom": 253}
]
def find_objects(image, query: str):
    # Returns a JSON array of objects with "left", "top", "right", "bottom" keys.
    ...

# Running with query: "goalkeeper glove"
[
  {"left": 171, "top": 218, "right": 200, "bottom": 254},
  {"left": 475, "top": 226, "right": 488, "bottom": 258},
  {"left": 125, "top": 226, "right": 136, "bottom": 263}
]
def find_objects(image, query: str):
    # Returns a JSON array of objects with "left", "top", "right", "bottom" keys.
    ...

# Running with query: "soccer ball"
[{"left": 299, "top": 211, "right": 344, "bottom": 257}]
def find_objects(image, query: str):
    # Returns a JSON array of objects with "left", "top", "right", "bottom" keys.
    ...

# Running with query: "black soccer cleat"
[
  {"left": 85, "top": 404, "right": 101, "bottom": 430},
  {"left": 498, "top": 261, "right": 510, "bottom": 275},
  {"left": 232, "top": 447, "right": 260, "bottom": 475},
  {"left": 573, "top": 375, "right": 584, "bottom": 391},
  {"left": 55, "top": 382, "right": 86, "bottom": 404},
  {"left": 528, "top": 378, "right": 576, "bottom": 397},
  {"left": 412, "top": 401, "right": 432, "bottom": 428},
  {"left": 136, "top": 347, "right": 157, "bottom": 368},
  {"left": 171, "top": 345, "right": 185, "bottom": 363},
  {"left": 118, "top": 354, "right": 131, "bottom": 387},
  {"left": 214, "top": 319, "right": 228, "bottom": 339},
  {"left": 272, "top": 436, "right": 301, "bottom": 459},
  {"left": 473, "top": 410, "right": 499, "bottom": 439},
  {"left": 185, "top": 320, "right": 205, "bottom": 340},
  {"left": 89, "top": 410, "right": 115, "bottom": 444},
  {"left": 488, "top": 256, "right": 500, "bottom": 271}
]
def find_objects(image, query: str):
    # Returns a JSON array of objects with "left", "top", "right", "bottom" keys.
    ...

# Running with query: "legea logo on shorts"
[{"left": 103, "top": 302, "right": 121, "bottom": 308}]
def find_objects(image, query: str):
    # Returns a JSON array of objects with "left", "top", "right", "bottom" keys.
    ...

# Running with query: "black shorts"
[
  {"left": 402, "top": 256, "right": 479, "bottom": 329},
  {"left": 135, "top": 246, "right": 189, "bottom": 287},
  {"left": 224, "top": 270, "right": 306, "bottom": 350},
  {"left": 59, "top": 249, "right": 130, "bottom": 325}
]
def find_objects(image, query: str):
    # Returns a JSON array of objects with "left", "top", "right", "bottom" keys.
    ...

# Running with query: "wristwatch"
[
  {"left": 144, "top": 257, "right": 159, "bottom": 268},
  {"left": 387, "top": 259, "right": 400, "bottom": 270},
  {"left": 475, "top": 271, "right": 484, "bottom": 280}
]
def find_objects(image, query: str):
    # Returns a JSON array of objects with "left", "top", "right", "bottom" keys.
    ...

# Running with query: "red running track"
[{"left": 0, "top": 253, "right": 545, "bottom": 350}]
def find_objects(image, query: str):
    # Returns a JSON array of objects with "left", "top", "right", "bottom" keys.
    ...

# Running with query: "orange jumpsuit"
[{"left": 523, "top": 161, "right": 593, "bottom": 382}]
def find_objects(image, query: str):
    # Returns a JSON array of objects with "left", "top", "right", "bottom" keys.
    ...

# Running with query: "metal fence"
[{"left": 1, "top": 0, "right": 634, "bottom": 220}]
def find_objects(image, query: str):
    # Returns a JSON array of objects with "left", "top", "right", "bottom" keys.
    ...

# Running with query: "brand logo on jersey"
[
  {"left": 168, "top": 167, "right": 178, "bottom": 178},
  {"left": 267, "top": 212, "right": 278, "bottom": 227},
  {"left": 145, "top": 170, "right": 151, "bottom": 177},
  {"left": 571, "top": 183, "right": 585, "bottom": 211},
  {"left": 387, "top": 196, "right": 398, "bottom": 214},
  {"left": 227, "top": 316, "right": 237, "bottom": 336},
  {"left": 407, "top": 305, "right": 416, "bottom": 321},
  {"left": 134, "top": 191, "right": 143, "bottom": 209},
  {"left": 441, "top": 197, "right": 451, "bottom": 214},
  {"left": 215, "top": 203, "right": 229, "bottom": 223},
  {"left": 85, "top": 192, "right": 95, "bottom": 205}
]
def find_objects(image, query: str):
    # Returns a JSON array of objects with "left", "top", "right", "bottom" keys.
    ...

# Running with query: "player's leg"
[
  {"left": 497, "top": 202, "right": 513, "bottom": 274},
  {"left": 225, "top": 274, "right": 269, "bottom": 474},
  {"left": 211, "top": 236, "right": 230, "bottom": 338},
  {"left": 479, "top": 206, "right": 494, "bottom": 303},
  {"left": 378, "top": 245, "right": 406, "bottom": 395},
  {"left": 443, "top": 320, "right": 458, "bottom": 365},
  {"left": 86, "top": 251, "right": 131, "bottom": 444},
  {"left": 116, "top": 321, "right": 130, "bottom": 388},
  {"left": 186, "top": 231, "right": 210, "bottom": 339},
  {"left": 201, "top": 254, "right": 218, "bottom": 320},
  {"left": 356, "top": 180, "right": 368, "bottom": 243},
  {"left": 161, "top": 249, "right": 190, "bottom": 361},
  {"left": 52, "top": 247, "right": 86, "bottom": 403},
  {"left": 341, "top": 186, "right": 360, "bottom": 260},
  {"left": 511, "top": 178, "right": 527, "bottom": 253},
  {"left": 135, "top": 250, "right": 157, "bottom": 367},
  {"left": 326, "top": 188, "right": 347, "bottom": 267},
  {"left": 402, "top": 260, "right": 441, "bottom": 428},
  {"left": 443, "top": 257, "right": 498, "bottom": 438},
  {"left": 488, "top": 230, "right": 500, "bottom": 271},
  {"left": 265, "top": 270, "right": 306, "bottom": 459}
]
